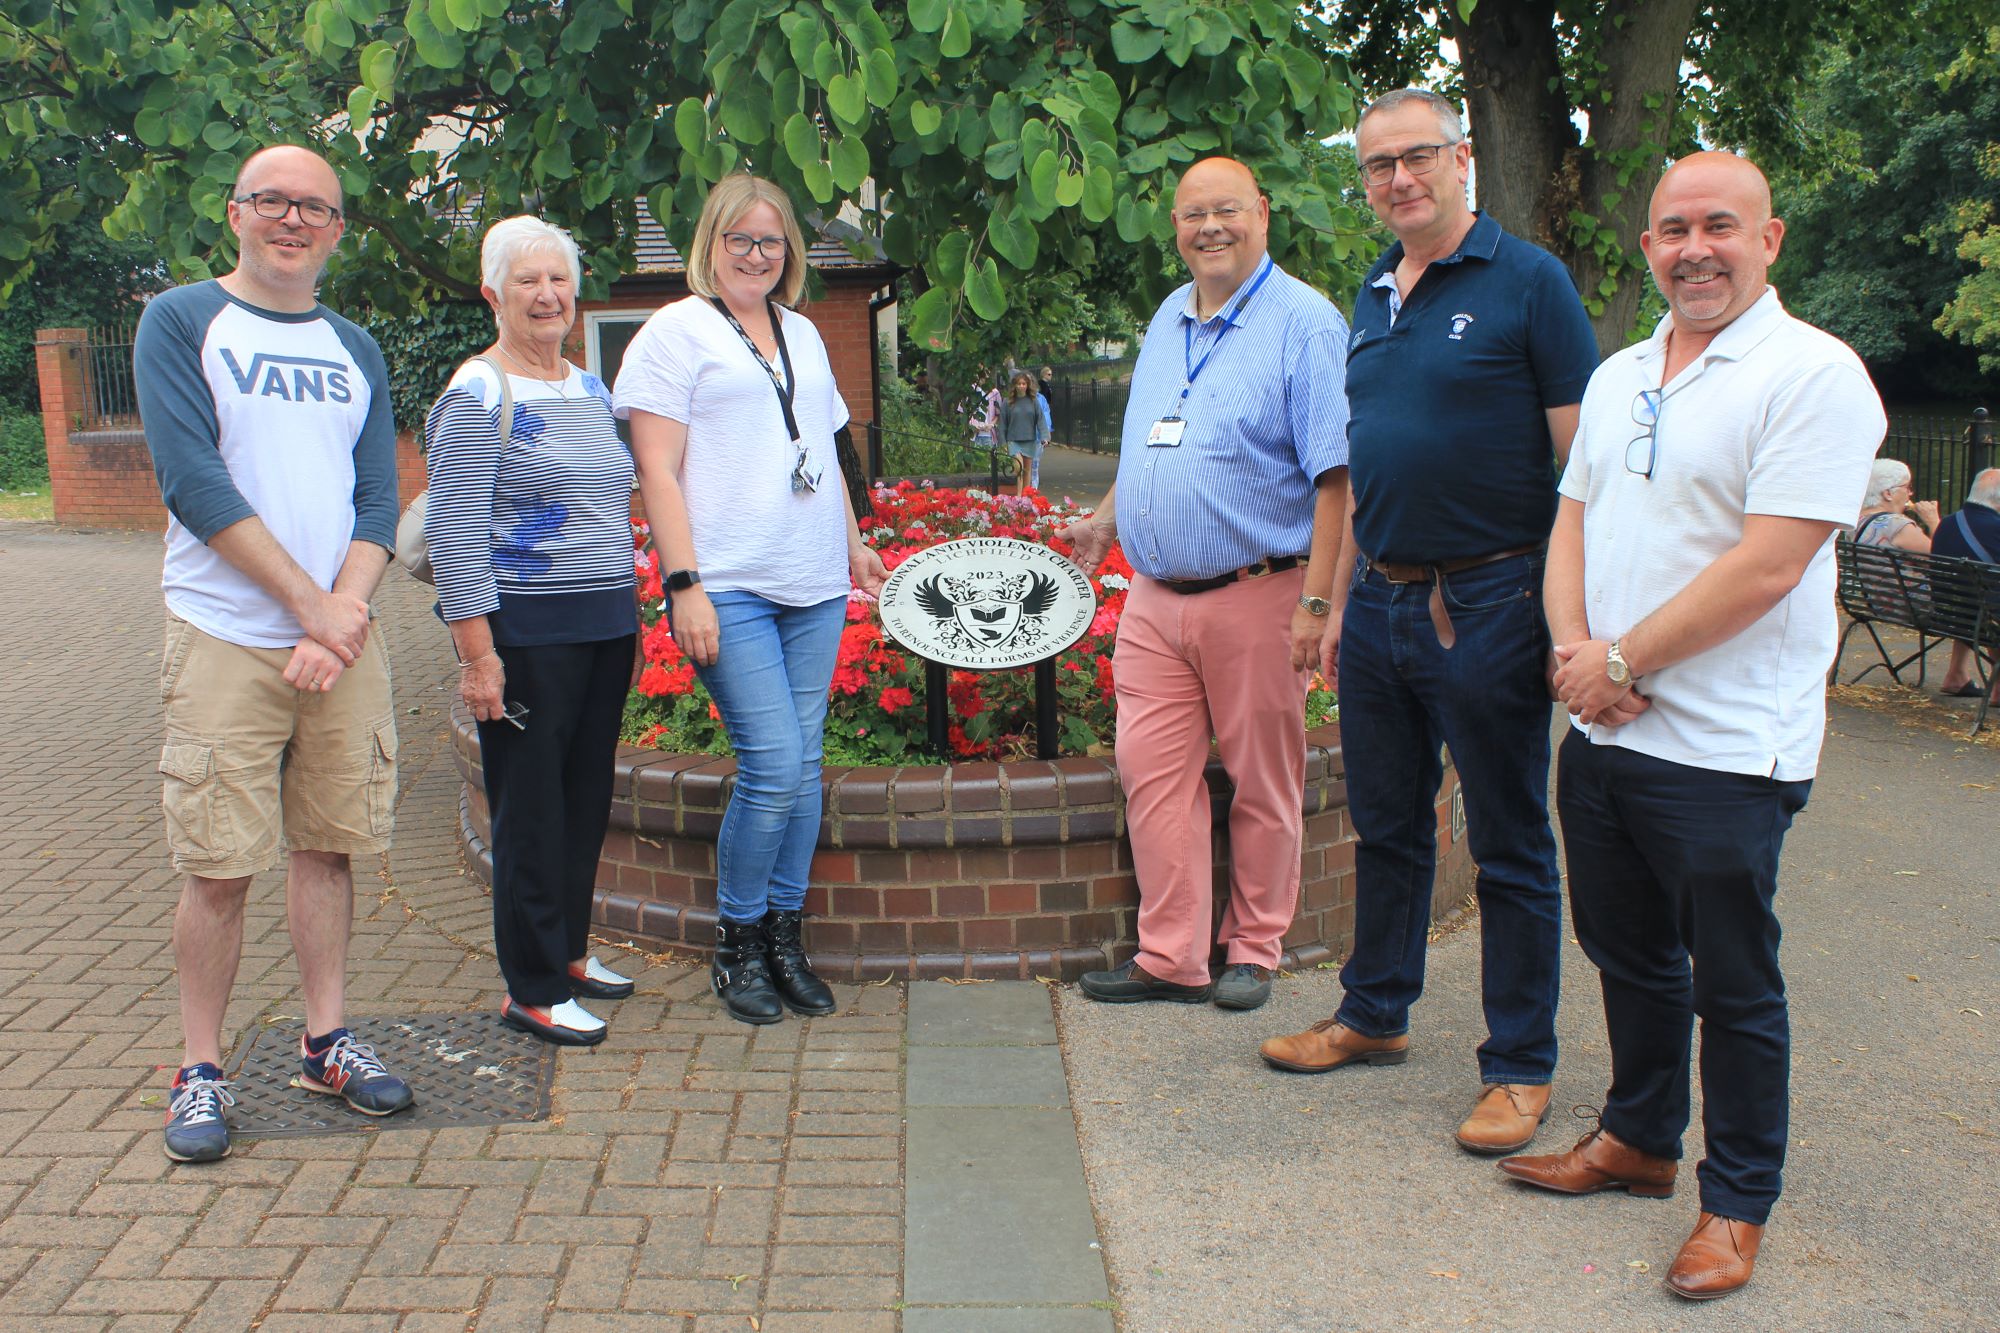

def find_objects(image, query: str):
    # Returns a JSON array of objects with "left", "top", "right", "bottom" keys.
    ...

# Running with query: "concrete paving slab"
[
  {"left": 907, "top": 981, "right": 1056, "bottom": 1046},
  {"left": 907, "top": 1045, "right": 1069, "bottom": 1108},
  {"left": 904, "top": 1107, "right": 1108, "bottom": 1305},
  {"left": 1058, "top": 690, "right": 2000, "bottom": 1332},
  {"left": 903, "top": 1308, "right": 1117, "bottom": 1332}
]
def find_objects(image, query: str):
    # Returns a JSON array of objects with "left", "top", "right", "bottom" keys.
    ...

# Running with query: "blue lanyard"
[{"left": 1175, "top": 255, "right": 1275, "bottom": 415}]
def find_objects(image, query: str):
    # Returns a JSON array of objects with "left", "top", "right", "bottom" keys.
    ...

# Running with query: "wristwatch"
[
  {"left": 1606, "top": 640, "right": 1634, "bottom": 687},
  {"left": 666, "top": 568, "right": 702, "bottom": 592},
  {"left": 1298, "top": 594, "right": 1331, "bottom": 617}
]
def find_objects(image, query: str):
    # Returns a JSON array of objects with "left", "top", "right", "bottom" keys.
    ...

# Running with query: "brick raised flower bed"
[{"left": 451, "top": 713, "right": 1476, "bottom": 982}]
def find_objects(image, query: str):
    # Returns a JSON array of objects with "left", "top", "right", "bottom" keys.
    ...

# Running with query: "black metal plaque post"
[
  {"left": 1035, "top": 657, "right": 1058, "bottom": 759},
  {"left": 925, "top": 658, "right": 950, "bottom": 758},
  {"left": 918, "top": 655, "right": 1062, "bottom": 760}
]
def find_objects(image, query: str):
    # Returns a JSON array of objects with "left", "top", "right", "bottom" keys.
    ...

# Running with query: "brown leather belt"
[
  {"left": 1157, "top": 554, "right": 1306, "bottom": 596},
  {"left": 1364, "top": 542, "right": 1544, "bottom": 650}
]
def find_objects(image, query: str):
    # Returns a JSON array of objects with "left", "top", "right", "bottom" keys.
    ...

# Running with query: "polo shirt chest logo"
[{"left": 1448, "top": 313, "right": 1475, "bottom": 341}]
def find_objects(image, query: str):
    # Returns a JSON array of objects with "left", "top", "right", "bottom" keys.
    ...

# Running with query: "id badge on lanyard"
[{"left": 1159, "top": 257, "right": 1274, "bottom": 449}]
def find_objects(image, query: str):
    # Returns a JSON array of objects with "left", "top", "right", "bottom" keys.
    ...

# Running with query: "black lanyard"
[{"left": 708, "top": 297, "right": 799, "bottom": 443}]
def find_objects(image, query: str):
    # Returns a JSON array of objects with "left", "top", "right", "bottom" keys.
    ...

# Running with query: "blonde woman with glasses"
[{"left": 613, "top": 175, "right": 888, "bottom": 1025}]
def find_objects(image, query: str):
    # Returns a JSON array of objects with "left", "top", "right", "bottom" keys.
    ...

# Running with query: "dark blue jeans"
[
  {"left": 1557, "top": 729, "right": 1809, "bottom": 1225},
  {"left": 1334, "top": 553, "right": 1562, "bottom": 1084}
]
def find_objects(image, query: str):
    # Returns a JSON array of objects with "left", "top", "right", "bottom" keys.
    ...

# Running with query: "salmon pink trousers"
[{"left": 1113, "top": 568, "right": 1308, "bottom": 986}]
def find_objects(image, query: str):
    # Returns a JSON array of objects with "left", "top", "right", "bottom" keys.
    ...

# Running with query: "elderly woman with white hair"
[
  {"left": 423, "top": 215, "right": 639, "bottom": 1047},
  {"left": 1855, "top": 458, "right": 1938, "bottom": 553}
]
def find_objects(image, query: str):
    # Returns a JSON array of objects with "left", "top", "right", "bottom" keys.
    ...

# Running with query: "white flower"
[{"left": 1098, "top": 573, "right": 1129, "bottom": 590}]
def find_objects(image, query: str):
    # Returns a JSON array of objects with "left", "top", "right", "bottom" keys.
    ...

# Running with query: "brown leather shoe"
[
  {"left": 1454, "top": 1083, "right": 1553, "bottom": 1155},
  {"left": 1258, "top": 1018, "right": 1408, "bottom": 1073},
  {"left": 1666, "top": 1211, "right": 1763, "bottom": 1300},
  {"left": 1496, "top": 1126, "right": 1677, "bottom": 1197}
]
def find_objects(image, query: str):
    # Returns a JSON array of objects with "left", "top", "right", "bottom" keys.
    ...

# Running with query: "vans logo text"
[{"left": 219, "top": 350, "right": 353, "bottom": 403}]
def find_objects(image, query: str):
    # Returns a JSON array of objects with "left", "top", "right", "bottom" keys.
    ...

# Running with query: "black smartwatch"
[{"left": 666, "top": 568, "right": 702, "bottom": 592}]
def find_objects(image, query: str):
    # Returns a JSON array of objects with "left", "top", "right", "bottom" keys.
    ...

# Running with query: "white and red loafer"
[
  {"left": 568, "top": 956, "right": 635, "bottom": 1000},
  {"left": 501, "top": 996, "right": 607, "bottom": 1047}
]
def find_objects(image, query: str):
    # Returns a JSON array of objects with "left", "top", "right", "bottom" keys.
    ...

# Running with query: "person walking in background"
[
  {"left": 968, "top": 369, "right": 999, "bottom": 452},
  {"left": 1062, "top": 156, "right": 1350, "bottom": 1013},
  {"left": 614, "top": 174, "right": 888, "bottom": 1026},
  {"left": 423, "top": 215, "right": 639, "bottom": 1049},
  {"left": 134, "top": 143, "right": 412, "bottom": 1163},
  {"left": 1502, "top": 151, "right": 1884, "bottom": 1301},
  {"left": 1932, "top": 468, "right": 2000, "bottom": 700},
  {"left": 1260, "top": 89, "right": 1600, "bottom": 1159},
  {"left": 1001, "top": 370, "right": 1046, "bottom": 490}
]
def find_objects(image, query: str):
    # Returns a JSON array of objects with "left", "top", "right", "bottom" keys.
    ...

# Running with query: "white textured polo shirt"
[{"left": 1557, "top": 288, "right": 1885, "bottom": 780}]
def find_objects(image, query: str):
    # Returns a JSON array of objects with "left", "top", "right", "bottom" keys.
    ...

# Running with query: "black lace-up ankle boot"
[
  {"left": 711, "top": 917, "right": 784, "bottom": 1025},
  {"left": 761, "top": 909, "right": 837, "bottom": 1016}
]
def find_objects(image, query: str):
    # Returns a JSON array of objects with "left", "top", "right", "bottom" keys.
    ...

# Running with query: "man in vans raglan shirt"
[{"left": 135, "top": 144, "right": 413, "bottom": 1165}]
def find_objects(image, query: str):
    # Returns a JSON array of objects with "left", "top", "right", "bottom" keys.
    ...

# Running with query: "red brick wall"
[{"left": 37, "top": 327, "right": 168, "bottom": 532}]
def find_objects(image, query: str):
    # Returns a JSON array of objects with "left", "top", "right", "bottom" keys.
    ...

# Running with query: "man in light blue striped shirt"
[{"left": 1064, "top": 157, "right": 1350, "bottom": 1013}]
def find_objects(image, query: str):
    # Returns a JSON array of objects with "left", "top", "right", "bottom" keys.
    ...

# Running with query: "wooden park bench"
[{"left": 1833, "top": 535, "right": 2000, "bottom": 735}]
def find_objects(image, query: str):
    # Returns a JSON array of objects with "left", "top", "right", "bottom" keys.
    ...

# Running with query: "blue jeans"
[
  {"left": 1005, "top": 438, "right": 1043, "bottom": 487},
  {"left": 1334, "top": 552, "right": 1563, "bottom": 1084},
  {"left": 1558, "top": 730, "right": 1809, "bottom": 1224},
  {"left": 689, "top": 591, "right": 847, "bottom": 922}
]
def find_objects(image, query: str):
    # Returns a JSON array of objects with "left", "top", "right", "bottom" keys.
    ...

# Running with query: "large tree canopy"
[
  {"left": 1327, "top": 0, "right": 1902, "bottom": 352},
  {"left": 0, "top": 0, "right": 1384, "bottom": 348},
  {"left": 1751, "top": 4, "right": 2000, "bottom": 398}
]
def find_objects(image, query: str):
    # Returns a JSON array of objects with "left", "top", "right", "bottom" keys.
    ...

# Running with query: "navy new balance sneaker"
[
  {"left": 295, "top": 1029, "right": 415, "bottom": 1116},
  {"left": 163, "top": 1062, "right": 234, "bottom": 1163}
]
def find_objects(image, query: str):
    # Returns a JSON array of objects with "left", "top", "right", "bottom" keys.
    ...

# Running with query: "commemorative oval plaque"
[{"left": 879, "top": 537, "right": 1098, "bottom": 671}]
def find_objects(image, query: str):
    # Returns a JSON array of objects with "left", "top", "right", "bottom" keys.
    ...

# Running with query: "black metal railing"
[
  {"left": 1044, "top": 357, "right": 1136, "bottom": 454},
  {"left": 81, "top": 323, "right": 140, "bottom": 428},
  {"left": 1884, "top": 407, "right": 1993, "bottom": 516},
  {"left": 864, "top": 421, "right": 1006, "bottom": 493}
]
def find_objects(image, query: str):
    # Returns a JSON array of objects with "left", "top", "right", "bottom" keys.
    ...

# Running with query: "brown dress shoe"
[
  {"left": 1454, "top": 1083, "right": 1553, "bottom": 1155},
  {"left": 1666, "top": 1211, "right": 1763, "bottom": 1300},
  {"left": 1496, "top": 1126, "right": 1677, "bottom": 1197},
  {"left": 1258, "top": 1018, "right": 1408, "bottom": 1073}
]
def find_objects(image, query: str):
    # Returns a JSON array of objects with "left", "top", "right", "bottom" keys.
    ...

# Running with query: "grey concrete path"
[
  {"left": 1057, "top": 692, "right": 1999, "bottom": 1331},
  {"left": 903, "top": 983, "right": 1112, "bottom": 1332}
]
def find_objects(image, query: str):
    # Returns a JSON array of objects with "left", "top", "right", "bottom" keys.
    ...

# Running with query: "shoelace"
[
  {"left": 321, "top": 1035, "right": 389, "bottom": 1081},
  {"left": 169, "top": 1076, "right": 236, "bottom": 1124}
]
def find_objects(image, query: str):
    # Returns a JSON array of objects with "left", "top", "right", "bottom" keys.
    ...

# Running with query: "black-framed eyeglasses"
[
  {"left": 1359, "top": 142, "right": 1461, "bottom": 187},
  {"left": 1173, "top": 203, "right": 1247, "bottom": 227},
  {"left": 234, "top": 191, "right": 341, "bottom": 228},
  {"left": 500, "top": 700, "right": 530, "bottom": 731},
  {"left": 722, "top": 232, "right": 787, "bottom": 259},
  {"left": 1626, "top": 389, "right": 1664, "bottom": 480}
]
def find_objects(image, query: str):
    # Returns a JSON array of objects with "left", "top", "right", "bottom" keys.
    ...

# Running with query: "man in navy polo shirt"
[
  {"left": 1934, "top": 468, "right": 2000, "bottom": 701},
  {"left": 1259, "top": 90, "right": 1600, "bottom": 1158}
]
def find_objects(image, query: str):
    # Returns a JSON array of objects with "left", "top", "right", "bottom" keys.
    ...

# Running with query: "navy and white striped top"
[
  {"left": 1113, "top": 259, "right": 1350, "bottom": 582},
  {"left": 423, "top": 359, "right": 637, "bottom": 646}
]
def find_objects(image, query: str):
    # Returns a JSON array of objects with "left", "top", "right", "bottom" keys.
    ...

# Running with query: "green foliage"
[
  {"left": 351, "top": 301, "right": 494, "bottom": 437},
  {"left": 0, "top": 0, "right": 1378, "bottom": 343},
  {"left": 0, "top": 157, "right": 162, "bottom": 415},
  {"left": 1936, "top": 34, "right": 2000, "bottom": 373},
  {"left": 876, "top": 374, "right": 985, "bottom": 478},
  {"left": 1757, "top": 4, "right": 2000, "bottom": 396},
  {"left": 0, "top": 408, "right": 49, "bottom": 489}
]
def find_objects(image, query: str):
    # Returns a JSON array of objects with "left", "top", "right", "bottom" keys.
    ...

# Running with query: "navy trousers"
[{"left": 1556, "top": 728, "right": 1811, "bottom": 1225}]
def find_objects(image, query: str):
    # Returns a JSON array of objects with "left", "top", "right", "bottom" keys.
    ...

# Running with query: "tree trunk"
[{"left": 1451, "top": 0, "right": 1702, "bottom": 356}]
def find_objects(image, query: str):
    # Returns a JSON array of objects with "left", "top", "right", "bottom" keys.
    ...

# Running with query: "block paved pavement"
[{"left": 0, "top": 520, "right": 916, "bottom": 1331}]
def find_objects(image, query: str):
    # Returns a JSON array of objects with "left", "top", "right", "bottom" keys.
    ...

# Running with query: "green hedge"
[{"left": 0, "top": 409, "right": 48, "bottom": 489}]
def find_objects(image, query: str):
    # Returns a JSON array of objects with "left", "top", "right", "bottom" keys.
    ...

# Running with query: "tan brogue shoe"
[
  {"left": 1496, "top": 1126, "right": 1677, "bottom": 1197},
  {"left": 1454, "top": 1083, "right": 1553, "bottom": 1155},
  {"left": 1258, "top": 1018, "right": 1408, "bottom": 1073},
  {"left": 1665, "top": 1211, "right": 1763, "bottom": 1300}
]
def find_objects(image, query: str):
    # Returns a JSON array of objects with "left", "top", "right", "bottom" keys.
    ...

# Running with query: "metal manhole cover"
[{"left": 222, "top": 1012, "right": 556, "bottom": 1139}]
